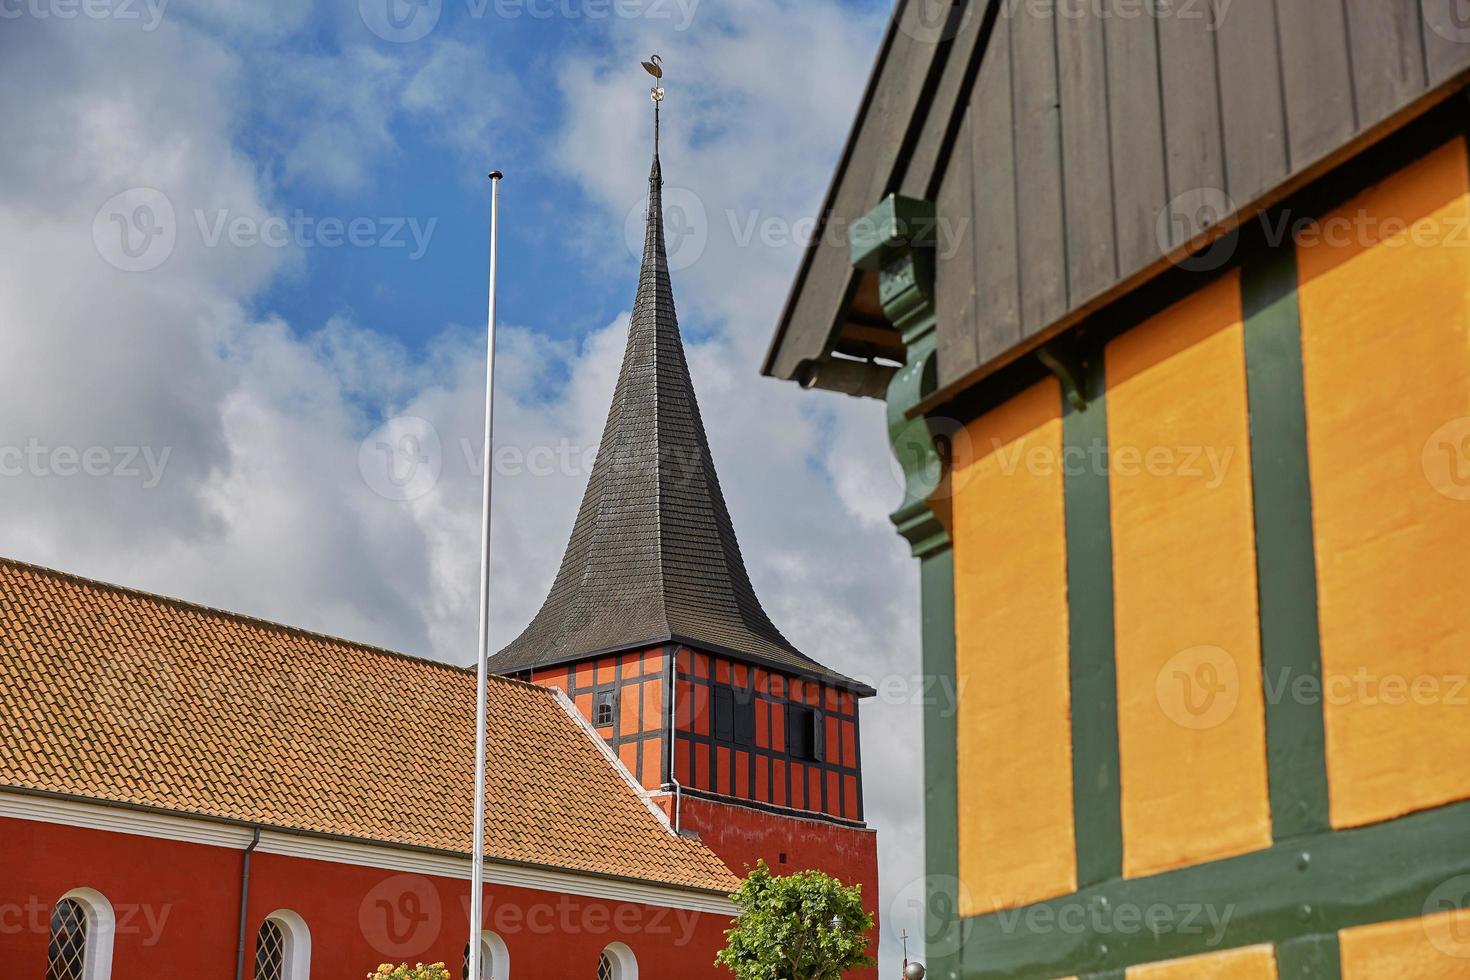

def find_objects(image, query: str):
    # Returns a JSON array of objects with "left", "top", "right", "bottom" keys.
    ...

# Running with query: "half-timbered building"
[{"left": 765, "top": 1, "right": 1470, "bottom": 977}]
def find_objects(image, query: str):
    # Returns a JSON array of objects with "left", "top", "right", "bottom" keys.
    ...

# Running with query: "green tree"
[{"left": 716, "top": 861, "right": 875, "bottom": 980}]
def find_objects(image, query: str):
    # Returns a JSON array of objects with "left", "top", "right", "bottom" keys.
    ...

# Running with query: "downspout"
[
  {"left": 235, "top": 827, "right": 262, "bottom": 980},
  {"left": 665, "top": 644, "right": 682, "bottom": 834}
]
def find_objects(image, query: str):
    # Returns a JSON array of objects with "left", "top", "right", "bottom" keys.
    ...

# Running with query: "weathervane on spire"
[{"left": 642, "top": 53, "right": 664, "bottom": 155}]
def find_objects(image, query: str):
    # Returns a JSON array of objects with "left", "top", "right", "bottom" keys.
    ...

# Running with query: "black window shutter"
[
  {"left": 734, "top": 695, "right": 756, "bottom": 746},
  {"left": 713, "top": 686, "right": 734, "bottom": 741}
]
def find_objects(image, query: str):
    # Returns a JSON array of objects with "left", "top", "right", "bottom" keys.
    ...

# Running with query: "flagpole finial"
[{"left": 642, "top": 54, "right": 664, "bottom": 156}]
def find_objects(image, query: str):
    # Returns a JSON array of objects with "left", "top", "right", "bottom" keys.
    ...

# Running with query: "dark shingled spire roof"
[{"left": 489, "top": 152, "right": 870, "bottom": 695}]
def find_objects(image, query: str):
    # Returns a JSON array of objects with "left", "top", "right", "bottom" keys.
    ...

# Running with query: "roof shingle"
[
  {"left": 0, "top": 557, "right": 736, "bottom": 894},
  {"left": 489, "top": 154, "right": 872, "bottom": 695}
]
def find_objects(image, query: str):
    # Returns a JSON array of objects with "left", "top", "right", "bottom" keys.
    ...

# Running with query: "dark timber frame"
[
  {"left": 672, "top": 648, "right": 865, "bottom": 823},
  {"left": 865, "top": 106, "right": 1470, "bottom": 979}
]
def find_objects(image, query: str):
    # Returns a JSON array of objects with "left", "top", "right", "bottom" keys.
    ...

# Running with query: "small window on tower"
[
  {"left": 734, "top": 691, "right": 756, "bottom": 746},
  {"left": 712, "top": 686, "right": 734, "bottom": 741},
  {"left": 788, "top": 705, "right": 820, "bottom": 762},
  {"left": 594, "top": 689, "right": 616, "bottom": 729}
]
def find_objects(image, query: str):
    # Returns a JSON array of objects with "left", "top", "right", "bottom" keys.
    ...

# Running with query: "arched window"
[
  {"left": 47, "top": 889, "right": 114, "bottom": 980},
  {"left": 596, "top": 943, "right": 637, "bottom": 980},
  {"left": 460, "top": 931, "right": 510, "bottom": 979},
  {"left": 253, "top": 910, "right": 310, "bottom": 980}
]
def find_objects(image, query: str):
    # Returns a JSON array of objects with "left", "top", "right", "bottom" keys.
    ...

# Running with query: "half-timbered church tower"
[{"left": 488, "top": 131, "right": 879, "bottom": 919}]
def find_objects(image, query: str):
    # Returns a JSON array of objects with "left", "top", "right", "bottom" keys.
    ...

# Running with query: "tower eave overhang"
[{"left": 502, "top": 633, "right": 877, "bottom": 699}]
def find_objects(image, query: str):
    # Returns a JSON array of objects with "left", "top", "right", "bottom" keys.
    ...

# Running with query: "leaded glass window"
[
  {"left": 46, "top": 898, "right": 87, "bottom": 980},
  {"left": 254, "top": 919, "right": 285, "bottom": 980},
  {"left": 462, "top": 942, "right": 481, "bottom": 980}
]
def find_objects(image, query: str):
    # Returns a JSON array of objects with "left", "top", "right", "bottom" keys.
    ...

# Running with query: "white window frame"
[
  {"left": 56, "top": 888, "right": 115, "bottom": 980},
  {"left": 262, "top": 909, "right": 311, "bottom": 980},
  {"left": 472, "top": 930, "right": 511, "bottom": 979},
  {"left": 599, "top": 942, "right": 638, "bottom": 980}
]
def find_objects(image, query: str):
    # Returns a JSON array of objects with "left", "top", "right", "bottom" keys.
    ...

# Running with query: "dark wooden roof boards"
[
  {"left": 763, "top": 0, "right": 1470, "bottom": 403},
  {"left": 491, "top": 155, "right": 875, "bottom": 697}
]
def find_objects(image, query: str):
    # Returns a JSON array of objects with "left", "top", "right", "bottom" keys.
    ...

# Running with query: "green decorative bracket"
[
  {"left": 852, "top": 194, "right": 949, "bottom": 559},
  {"left": 1037, "top": 343, "right": 1088, "bottom": 412},
  {"left": 854, "top": 194, "right": 963, "bottom": 980}
]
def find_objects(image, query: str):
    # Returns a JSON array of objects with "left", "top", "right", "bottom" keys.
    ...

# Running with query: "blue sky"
[
  {"left": 241, "top": 0, "right": 891, "bottom": 357},
  {"left": 0, "top": 0, "right": 926, "bottom": 970}
]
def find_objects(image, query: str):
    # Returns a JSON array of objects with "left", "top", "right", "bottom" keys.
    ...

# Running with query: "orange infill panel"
[
  {"left": 951, "top": 377, "right": 1075, "bottom": 916},
  {"left": 1296, "top": 136, "right": 1470, "bottom": 829},
  {"left": 1107, "top": 271, "right": 1272, "bottom": 878}
]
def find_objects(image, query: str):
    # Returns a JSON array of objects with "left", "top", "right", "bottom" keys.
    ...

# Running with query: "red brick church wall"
[
  {"left": 0, "top": 815, "right": 735, "bottom": 979},
  {"left": 668, "top": 795, "right": 881, "bottom": 980}
]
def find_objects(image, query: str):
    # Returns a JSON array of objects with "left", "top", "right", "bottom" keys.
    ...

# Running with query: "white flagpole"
[{"left": 469, "top": 168, "right": 502, "bottom": 980}]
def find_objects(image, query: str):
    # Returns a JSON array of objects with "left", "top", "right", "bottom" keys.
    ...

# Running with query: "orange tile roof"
[{"left": 0, "top": 557, "right": 737, "bottom": 895}]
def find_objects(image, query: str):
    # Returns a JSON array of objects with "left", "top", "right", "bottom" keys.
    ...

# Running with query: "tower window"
[
  {"left": 788, "top": 705, "right": 820, "bottom": 762},
  {"left": 734, "top": 693, "right": 756, "bottom": 746},
  {"left": 712, "top": 686, "right": 734, "bottom": 740},
  {"left": 712, "top": 685, "right": 757, "bottom": 746},
  {"left": 593, "top": 689, "right": 616, "bottom": 728}
]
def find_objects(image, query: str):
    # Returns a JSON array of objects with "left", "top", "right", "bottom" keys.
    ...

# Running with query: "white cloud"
[
  {"left": 0, "top": 2, "right": 926, "bottom": 972},
  {"left": 550, "top": 5, "right": 927, "bottom": 971}
]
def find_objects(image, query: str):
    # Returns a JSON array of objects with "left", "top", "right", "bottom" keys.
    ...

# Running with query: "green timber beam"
[
  {"left": 1048, "top": 343, "right": 1123, "bottom": 889},
  {"left": 1276, "top": 934, "right": 1343, "bottom": 980},
  {"left": 852, "top": 194, "right": 961, "bottom": 978},
  {"left": 1241, "top": 240, "right": 1333, "bottom": 842},
  {"left": 958, "top": 797, "right": 1470, "bottom": 977}
]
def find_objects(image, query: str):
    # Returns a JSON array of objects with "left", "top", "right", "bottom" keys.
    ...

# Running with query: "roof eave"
[
  {"left": 0, "top": 783, "right": 740, "bottom": 899},
  {"left": 760, "top": 0, "right": 909, "bottom": 382},
  {"left": 497, "top": 634, "right": 878, "bottom": 699}
]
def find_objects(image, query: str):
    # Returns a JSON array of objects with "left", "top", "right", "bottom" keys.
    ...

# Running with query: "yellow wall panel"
[
  {"left": 952, "top": 377, "right": 1075, "bottom": 915},
  {"left": 1127, "top": 945, "right": 1277, "bottom": 979},
  {"left": 1296, "top": 136, "right": 1470, "bottom": 829},
  {"left": 1107, "top": 271, "right": 1273, "bottom": 878},
  {"left": 1340, "top": 908, "right": 1470, "bottom": 977}
]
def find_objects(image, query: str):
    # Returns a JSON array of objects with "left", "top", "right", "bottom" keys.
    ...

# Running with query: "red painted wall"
[
  {"left": 667, "top": 795, "right": 880, "bottom": 980},
  {"left": 530, "top": 647, "right": 668, "bottom": 791},
  {"left": 0, "top": 816, "right": 733, "bottom": 979},
  {"left": 672, "top": 647, "right": 865, "bottom": 823}
]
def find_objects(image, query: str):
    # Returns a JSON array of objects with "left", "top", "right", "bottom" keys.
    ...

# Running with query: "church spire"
[{"left": 490, "top": 61, "right": 868, "bottom": 694}]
